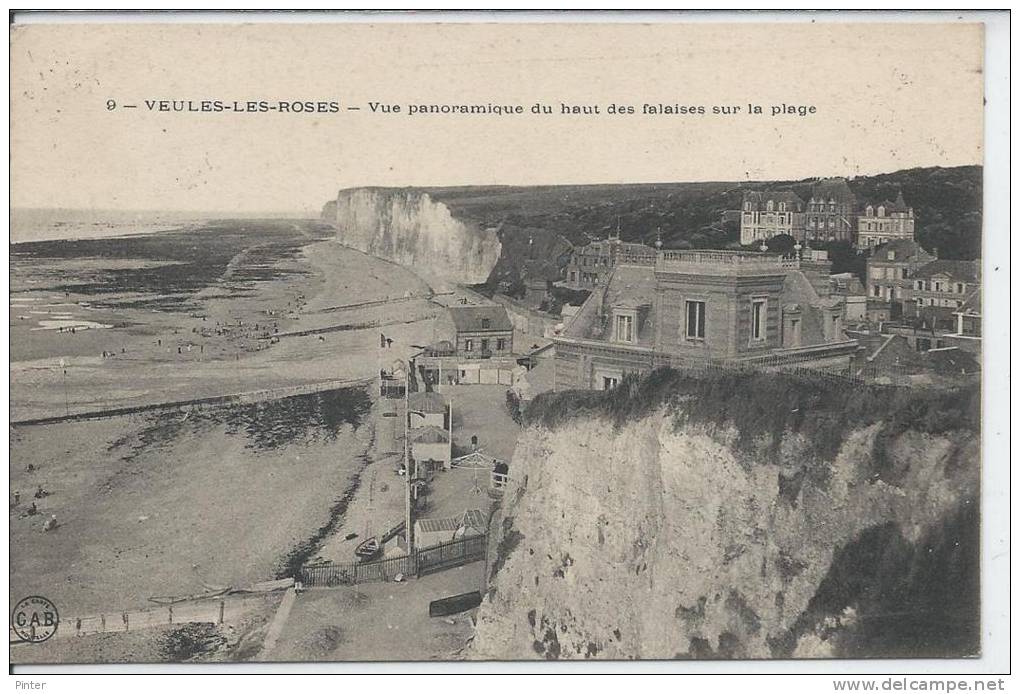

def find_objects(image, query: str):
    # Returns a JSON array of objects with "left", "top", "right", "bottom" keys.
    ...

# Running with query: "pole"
[
  {"left": 404, "top": 359, "right": 414, "bottom": 561},
  {"left": 447, "top": 397, "right": 453, "bottom": 470}
]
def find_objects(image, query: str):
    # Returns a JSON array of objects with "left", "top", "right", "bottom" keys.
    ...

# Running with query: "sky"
[{"left": 10, "top": 20, "right": 984, "bottom": 215}]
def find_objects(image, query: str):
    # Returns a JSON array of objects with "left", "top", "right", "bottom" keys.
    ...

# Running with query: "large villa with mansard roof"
[{"left": 552, "top": 248, "right": 861, "bottom": 391}]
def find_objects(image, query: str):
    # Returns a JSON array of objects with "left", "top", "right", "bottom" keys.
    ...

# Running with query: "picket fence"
[{"left": 300, "top": 533, "right": 488, "bottom": 587}]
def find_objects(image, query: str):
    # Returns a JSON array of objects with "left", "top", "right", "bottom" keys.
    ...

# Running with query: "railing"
[
  {"left": 615, "top": 250, "right": 657, "bottom": 266},
  {"left": 656, "top": 250, "right": 799, "bottom": 272},
  {"left": 299, "top": 532, "right": 488, "bottom": 587},
  {"left": 490, "top": 472, "right": 509, "bottom": 496},
  {"left": 416, "top": 533, "right": 489, "bottom": 577},
  {"left": 9, "top": 595, "right": 270, "bottom": 643}
]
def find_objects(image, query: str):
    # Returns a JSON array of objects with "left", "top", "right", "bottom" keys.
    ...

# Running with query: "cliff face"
[
  {"left": 329, "top": 188, "right": 502, "bottom": 285},
  {"left": 321, "top": 199, "right": 337, "bottom": 224},
  {"left": 472, "top": 373, "right": 980, "bottom": 660}
]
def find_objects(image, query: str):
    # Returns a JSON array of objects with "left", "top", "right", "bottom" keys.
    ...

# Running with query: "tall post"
[
  {"left": 447, "top": 398, "right": 453, "bottom": 470},
  {"left": 404, "top": 359, "right": 414, "bottom": 561}
]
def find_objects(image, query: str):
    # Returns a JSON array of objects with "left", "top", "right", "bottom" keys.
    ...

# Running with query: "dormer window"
[
  {"left": 614, "top": 314, "right": 634, "bottom": 343},
  {"left": 481, "top": 318, "right": 491, "bottom": 329}
]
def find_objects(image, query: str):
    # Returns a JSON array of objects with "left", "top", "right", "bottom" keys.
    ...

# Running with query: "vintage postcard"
[{"left": 7, "top": 12, "right": 1003, "bottom": 674}]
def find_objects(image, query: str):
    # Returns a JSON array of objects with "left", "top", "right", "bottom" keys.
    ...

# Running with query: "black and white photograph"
[{"left": 6, "top": 10, "right": 1009, "bottom": 681}]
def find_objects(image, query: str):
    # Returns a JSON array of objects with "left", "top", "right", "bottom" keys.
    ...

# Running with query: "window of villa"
[
  {"left": 481, "top": 318, "right": 491, "bottom": 329},
  {"left": 464, "top": 339, "right": 473, "bottom": 351},
  {"left": 496, "top": 338, "right": 506, "bottom": 351},
  {"left": 685, "top": 300, "right": 706, "bottom": 340},
  {"left": 615, "top": 314, "right": 634, "bottom": 343},
  {"left": 956, "top": 283, "right": 964, "bottom": 293},
  {"left": 481, "top": 338, "right": 489, "bottom": 352},
  {"left": 751, "top": 298, "right": 767, "bottom": 341},
  {"left": 602, "top": 375, "right": 619, "bottom": 390}
]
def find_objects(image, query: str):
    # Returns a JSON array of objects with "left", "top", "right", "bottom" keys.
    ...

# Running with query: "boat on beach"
[{"left": 354, "top": 537, "right": 381, "bottom": 561}]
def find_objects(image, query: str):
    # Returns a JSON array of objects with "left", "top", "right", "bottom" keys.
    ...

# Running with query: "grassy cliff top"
[{"left": 525, "top": 368, "right": 979, "bottom": 465}]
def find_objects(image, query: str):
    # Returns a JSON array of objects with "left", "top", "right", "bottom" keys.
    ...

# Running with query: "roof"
[
  {"left": 810, "top": 177, "right": 856, "bottom": 203},
  {"left": 955, "top": 289, "right": 981, "bottom": 315},
  {"left": 448, "top": 305, "right": 513, "bottom": 333},
  {"left": 741, "top": 190, "right": 804, "bottom": 210},
  {"left": 416, "top": 517, "right": 461, "bottom": 534},
  {"left": 409, "top": 425, "right": 450, "bottom": 444},
  {"left": 599, "top": 265, "right": 658, "bottom": 345},
  {"left": 865, "top": 191, "right": 910, "bottom": 214},
  {"left": 912, "top": 260, "right": 981, "bottom": 283},
  {"left": 605, "top": 264, "right": 657, "bottom": 310},
  {"left": 408, "top": 391, "right": 447, "bottom": 415},
  {"left": 461, "top": 509, "right": 487, "bottom": 531},
  {"left": 870, "top": 239, "right": 934, "bottom": 263},
  {"left": 416, "top": 509, "right": 486, "bottom": 535},
  {"left": 830, "top": 273, "right": 866, "bottom": 295}
]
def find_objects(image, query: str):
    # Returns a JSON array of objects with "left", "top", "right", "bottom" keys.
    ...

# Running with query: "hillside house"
[
  {"left": 739, "top": 191, "right": 805, "bottom": 245},
  {"left": 563, "top": 236, "right": 657, "bottom": 289},
  {"left": 857, "top": 191, "right": 916, "bottom": 248},
  {"left": 902, "top": 259, "right": 981, "bottom": 329},
  {"left": 804, "top": 178, "right": 857, "bottom": 243},
  {"left": 448, "top": 305, "right": 514, "bottom": 359},
  {"left": 553, "top": 249, "right": 857, "bottom": 390},
  {"left": 865, "top": 239, "right": 936, "bottom": 310}
]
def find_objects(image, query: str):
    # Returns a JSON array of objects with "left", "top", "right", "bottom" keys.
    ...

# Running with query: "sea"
[{"left": 9, "top": 208, "right": 311, "bottom": 244}]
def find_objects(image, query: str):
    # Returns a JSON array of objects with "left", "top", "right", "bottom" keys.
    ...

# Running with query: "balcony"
[{"left": 655, "top": 250, "right": 799, "bottom": 276}]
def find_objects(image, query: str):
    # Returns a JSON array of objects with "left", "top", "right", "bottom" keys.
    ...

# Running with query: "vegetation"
[
  {"left": 505, "top": 389, "right": 523, "bottom": 425},
  {"left": 420, "top": 166, "right": 980, "bottom": 288},
  {"left": 524, "top": 368, "right": 979, "bottom": 473}
]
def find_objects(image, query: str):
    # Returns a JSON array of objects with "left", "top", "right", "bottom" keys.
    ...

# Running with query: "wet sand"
[
  {"left": 9, "top": 386, "right": 372, "bottom": 619},
  {"left": 11, "top": 221, "right": 437, "bottom": 420}
]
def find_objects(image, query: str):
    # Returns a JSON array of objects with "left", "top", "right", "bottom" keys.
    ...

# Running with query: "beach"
[{"left": 9, "top": 218, "right": 454, "bottom": 661}]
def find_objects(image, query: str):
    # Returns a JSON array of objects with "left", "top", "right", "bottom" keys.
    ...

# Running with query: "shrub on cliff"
[{"left": 524, "top": 368, "right": 979, "bottom": 466}]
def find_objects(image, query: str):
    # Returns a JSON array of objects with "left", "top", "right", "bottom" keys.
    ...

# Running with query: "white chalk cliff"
[
  {"left": 471, "top": 389, "right": 979, "bottom": 660},
  {"left": 327, "top": 188, "right": 502, "bottom": 285}
]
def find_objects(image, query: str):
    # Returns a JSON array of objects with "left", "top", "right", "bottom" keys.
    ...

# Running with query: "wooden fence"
[
  {"left": 9, "top": 595, "right": 272, "bottom": 644},
  {"left": 300, "top": 532, "right": 488, "bottom": 587}
]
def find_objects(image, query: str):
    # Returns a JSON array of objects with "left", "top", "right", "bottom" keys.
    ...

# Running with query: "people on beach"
[
  {"left": 27, "top": 502, "right": 37, "bottom": 516},
  {"left": 44, "top": 515, "right": 58, "bottom": 532},
  {"left": 12, "top": 491, "right": 20, "bottom": 506},
  {"left": 35, "top": 485, "right": 49, "bottom": 499}
]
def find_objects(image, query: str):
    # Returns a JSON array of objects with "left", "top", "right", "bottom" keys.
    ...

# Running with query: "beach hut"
[{"left": 409, "top": 425, "right": 452, "bottom": 471}]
